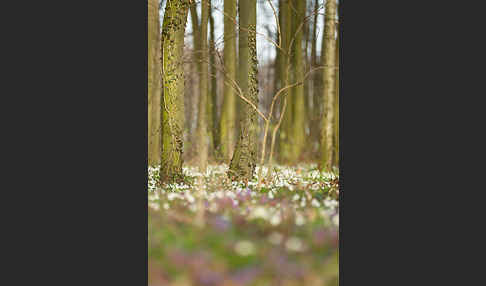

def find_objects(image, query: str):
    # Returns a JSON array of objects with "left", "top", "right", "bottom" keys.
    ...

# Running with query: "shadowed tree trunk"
[
  {"left": 148, "top": 0, "right": 162, "bottom": 165},
  {"left": 208, "top": 0, "right": 219, "bottom": 157},
  {"left": 321, "top": 0, "right": 337, "bottom": 170},
  {"left": 334, "top": 20, "right": 339, "bottom": 166},
  {"left": 289, "top": 0, "right": 306, "bottom": 163},
  {"left": 160, "top": 0, "right": 190, "bottom": 181},
  {"left": 219, "top": 0, "right": 237, "bottom": 162},
  {"left": 310, "top": 0, "right": 320, "bottom": 152},
  {"left": 229, "top": 0, "right": 258, "bottom": 181},
  {"left": 278, "top": 0, "right": 293, "bottom": 163}
]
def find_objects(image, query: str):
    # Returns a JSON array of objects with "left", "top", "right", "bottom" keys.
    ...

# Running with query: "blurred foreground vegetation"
[{"left": 148, "top": 164, "right": 339, "bottom": 286}]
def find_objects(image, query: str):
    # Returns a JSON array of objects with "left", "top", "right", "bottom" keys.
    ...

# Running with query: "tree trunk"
[
  {"left": 148, "top": 0, "right": 161, "bottom": 165},
  {"left": 334, "top": 20, "right": 339, "bottom": 166},
  {"left": 310, "top": 0, "right": 320, "bottom": 153},
  {"left": 278, "top": 0, "right": 293, "bottom": 163},
  {"left": 208, "top": 0, "right": 219, "bottom": 157},
  {"left": 219, "top": 0, "right": 237, "bottom": 161},
  {"left": 321, "top": 0, "right": 337, "bottom": 170},
  {"left": 160, "top": 0, "right": 189, "bottom": 181},
  {"left": 196, "top": 0, "right": 210, "bottom": 172},
  {"left": 229, "top": 0, "right": 258, "bottom": 181},
  {"left": 289, "top": 0, "right": 306, "bottom": 163}
]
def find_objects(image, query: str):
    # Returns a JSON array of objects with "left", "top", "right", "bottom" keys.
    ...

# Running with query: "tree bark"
[
  {"left": 160, "top": 0, "right": 189, "bottom": 181},
  {"left": 334, "top": 20, "right": 339, "bottom": 166},
  {"left": 196, "top": 0, "right": 209, "bottom": 172},
  {"left": 278, "top": 0, "right": 293, "bottom": 163},
  {"left": 321, "top": 0, "right": 337, "bottom": 170},
  {"left": 229, "top": 0, "right": 258, "bottom": 181},
  {"left": 208, "top": 0, "right": 219, "bottom": 156},
  {"left": 148, "top": 0, "right": 162, "bottom": 165},
  {"left": 289, "top": 0, "right": 306, "bottom": 163},
  {"left": 310, "top": 0, "right": 320, "bottom": 152},
  {"left": 219, "top": 0, "right": 237, "bottom": 161}
]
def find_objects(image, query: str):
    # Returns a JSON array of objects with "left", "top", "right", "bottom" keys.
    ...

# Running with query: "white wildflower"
[
  {"left": 267, "top": 232, "right": 283, "bottom": 245},
  {"left": 268, "top": 191, "right": 274, "bottom": 199},
  {"left": 270, "top": 213, "right": 281, "bottom": 226},
  {"left": 332, "top": 215, "right": 339, "bottom": 226},
  {"left": 285, "top": 237, "right": 304, "bottom": 252},
  {"left": 234, "top": 240, "right": 255, "bottom": 256},
  {"left": 148, "top": 202, "right": 160, "bottom": 211},
  {"left": 185, "top": 193, "right": 195, "bottom": 204},
  {"left": 300, "top": 198, "right": 306, "bottom": 208},
  {"left": 295, "top": 213, "right": 306, "bottom": 226}
]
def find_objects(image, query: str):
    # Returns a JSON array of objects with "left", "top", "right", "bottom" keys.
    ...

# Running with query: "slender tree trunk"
[
  {"left": 334, "top": 20, "right": 339, "bottom": 166},
  {"left": 148, "top": 0, "right": 161, "bottom": 165},
  {"left": 321, "top": 0, "right": 337, "bottom": 170},
  {"left": 219, "top": 0, "right": 237, "bottom": 161},
  {"left": 160, "top": 0, "right": 189, "bottom": 181},
  {"left": 278, "top": 0, "right": 293, "bottom": 163},
  {"left": 303, "top": 1, "right": 310, "bottom": 137},
  {"left": 208, "top": 0, "right": 219, "bottom": 156},
  {"left": 196, "top": 0, "right": 209, "bottom": 172},
  {"left": 310, "top": 0, "right": 320, "bottom": 153},
  {"left": 229, "top": 0, "right": 258, "bottom": 181},
  {"left": 288, "top": 0, "right": 306, "bottom": 163}
]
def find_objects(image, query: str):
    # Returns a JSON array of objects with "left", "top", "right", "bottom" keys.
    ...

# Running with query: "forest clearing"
[{"left": 148, "top": 0, "right": 340, "bottom": 285}]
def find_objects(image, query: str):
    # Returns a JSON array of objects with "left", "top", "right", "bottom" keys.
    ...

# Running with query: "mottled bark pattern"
[{"left": 160, "top": 0, "right": 189, "bottom": 182}]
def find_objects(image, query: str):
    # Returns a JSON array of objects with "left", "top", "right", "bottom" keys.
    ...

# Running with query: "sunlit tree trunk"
[
  {"left": 219, "top": 0, "right": 237, "bottom": 161},
  {"left": 148, "top": 0, "right": 161, "bottom": 165},
  {"left": 229, "top": 0, "right": 258, "bottom": 181},
  {"left": 160, "top": 0, "right": 189, "bottom": 181},
  {"left": 321, "top": 0, "right": 337, "bottom": 170},
  {"left": 196, "top": 0, "right": 209, "bottom": 172}
]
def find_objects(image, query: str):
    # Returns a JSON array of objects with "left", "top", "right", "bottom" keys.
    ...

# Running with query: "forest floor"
[{"left": 148, "top": 164, "right": 339, "bottom": 286}]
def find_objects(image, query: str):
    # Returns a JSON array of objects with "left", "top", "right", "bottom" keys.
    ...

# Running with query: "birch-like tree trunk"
[
  {"left": 160, "top": 0, "right": 189, "bottom": 181},
  {"left": 321, "top": 0, "right": 337, "bottom": 170},
  {"left": 219, "top": 0, "right": 237, "bottom": 161},
  {"left": 229, "top": 0, "right": 258, "bottom": 181}
]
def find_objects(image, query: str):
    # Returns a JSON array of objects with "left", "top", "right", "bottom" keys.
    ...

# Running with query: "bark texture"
[
  {"left": 229, "top": 0, "right": 258, "bottom": 181},
  {"left": 160, "top": 0, "right": 189, "bottom": 181},
  {"left": 321, "top": 0, "right": 337, "bottom": 170},
  {"left": 148, "top": 0, "right": 162, "bottom": 165}
]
